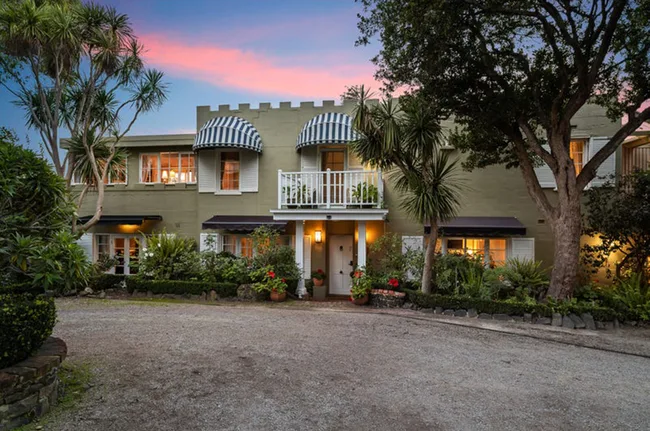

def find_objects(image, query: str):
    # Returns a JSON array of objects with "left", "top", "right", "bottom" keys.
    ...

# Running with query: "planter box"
[
  {"left": 370, "top": 290, "right": 406, "bottom": 308},
  {"left": 313, "top": 285, "right": 327, "bottom": 301}
]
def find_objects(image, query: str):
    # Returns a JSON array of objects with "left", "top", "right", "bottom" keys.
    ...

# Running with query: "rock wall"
[{"left": 0, "top": 338, "right": 67, "bottom": 430}]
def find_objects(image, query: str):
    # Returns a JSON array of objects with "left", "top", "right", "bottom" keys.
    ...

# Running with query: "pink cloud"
[{"left": 139, "top": 33, "right": 380, "bottom": 99}]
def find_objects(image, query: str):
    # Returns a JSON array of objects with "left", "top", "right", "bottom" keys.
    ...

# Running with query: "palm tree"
[{"left": 349, "top": 87, "right": 465, "bottom": 293}]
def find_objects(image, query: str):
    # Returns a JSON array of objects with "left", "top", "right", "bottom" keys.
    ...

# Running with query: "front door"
[{"left": 328, "top": 235, "right": 354, "bottom": 295}]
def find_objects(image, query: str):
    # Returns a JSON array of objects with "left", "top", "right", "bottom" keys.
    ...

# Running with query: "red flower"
[
  {"left": 354, "top": 271, "right": 363, "bottom": 278},
  {"left": 317, "top": 269, "right": 324, "bottom": 274},
  {"left": 281, "top": 278, "right": 286, "bottom": 283},
  {"left": 268, "top": 271, "right": 275, "bottom": 279},
  {"left": 388, "top": 278, "right": 399, "bottom": 288}
]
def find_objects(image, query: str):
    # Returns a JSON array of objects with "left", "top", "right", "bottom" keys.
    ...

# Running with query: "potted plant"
[
  {"left": 350, "top": 268, "right": 372, "bottom": 305},
  {"left": 252, "top": 266, "right": 288, "bottom": 302},
  {"left": 351, "top": 181, "right": 379, "bottom": 207},
  {"left": 310, "top": 269, "right": 327, "bottom": 301}
]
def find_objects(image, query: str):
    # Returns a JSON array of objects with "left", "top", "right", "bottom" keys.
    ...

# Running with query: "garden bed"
[{"left": 370, "top": 289, "right": 406, "bottom": 308}]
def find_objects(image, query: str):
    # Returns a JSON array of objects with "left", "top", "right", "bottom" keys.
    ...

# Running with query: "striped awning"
[
  {"left": 296, "top": 112, "right": 359, "bottom": 150},
  {"left": 194, "top": 116, "right": 263, "bottom": 153}
]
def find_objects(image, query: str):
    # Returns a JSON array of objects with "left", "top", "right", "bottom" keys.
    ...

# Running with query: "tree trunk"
[
  {"left": 546, "top": 202, "right": 582, "bottom": 299},
  {"left": 421, "top": 219, "right": 438, "bottom": 294}
]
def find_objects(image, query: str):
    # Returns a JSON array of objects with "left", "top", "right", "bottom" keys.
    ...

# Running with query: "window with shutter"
[
  {"left": 534, "top": 145, "right": 556, "bottom": 188},
  {"left": 588, "top": 136, "right": 616, "bottom": 187},
  {"left": 239, "top": 151, "right": 259, "bottom": 193},
  {"left": 198, "top": 149, "right": 217, "bottom": 193}
]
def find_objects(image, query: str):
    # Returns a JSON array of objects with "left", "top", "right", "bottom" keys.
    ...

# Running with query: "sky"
[{"left": 0, "top": 0, "right": 381, "bottom": 150}]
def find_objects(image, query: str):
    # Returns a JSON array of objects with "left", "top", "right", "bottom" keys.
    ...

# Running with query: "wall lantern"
[{"left": 314, "top": 230, "right": 323, "bottom": 243}]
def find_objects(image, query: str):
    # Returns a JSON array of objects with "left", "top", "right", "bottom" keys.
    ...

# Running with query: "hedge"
[
  {"left": 90, "top": 274, "right": 125, "bottom": 291},
  {"left": 1, "top": 293, "right": 57, "bottom": 368},
  {"left": 403, "top": 289, "right": 629, "bottom": 322},
  {"left": 125, "top": 278, "right": 238, "bottom": 297}
]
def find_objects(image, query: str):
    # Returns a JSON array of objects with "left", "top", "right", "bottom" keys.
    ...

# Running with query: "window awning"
[
  {"left": 78, "top": 215, "right": 162, "bottom": 225},
  {"left": 296, "top": 112, "right": 359, "bottom": 150},
  {"left": 425, "top": 217, "right": 526, "bottom": 237},
  {"left": 193, "top": 116, "right": 263, "bottom": 153},
  {"left": 202, "top": 215, "right": 287, "bottom": 232}
]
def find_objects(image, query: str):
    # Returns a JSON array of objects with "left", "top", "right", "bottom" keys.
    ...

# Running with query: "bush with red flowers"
[
  {"left": 251, "top": 266, "right": 288, "bottom": 294},
  {"left": 350, "top": 267, "right": 373, "bottom": 299}
]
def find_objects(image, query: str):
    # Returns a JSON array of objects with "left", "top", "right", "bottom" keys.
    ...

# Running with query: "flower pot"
[
  {"left": 352, "top": 294, "right": 369, "bottom": 305},
  {"left": 312, "top": 278, "right": 324, "bottom": 287},
  {"left": 270, "top": 290, "right": 286, "bottom": 302}
]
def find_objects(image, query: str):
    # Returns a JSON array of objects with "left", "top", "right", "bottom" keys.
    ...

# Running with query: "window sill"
[{"left": 214, "top": 190, "right": 242, "bottom": 196}]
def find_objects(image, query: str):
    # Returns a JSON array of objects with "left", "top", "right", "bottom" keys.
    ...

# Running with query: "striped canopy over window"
[
  {"left": 296, "top": 112, "right": 359, "bottom": 150},
  {"left": 194, "top": 116, "right": 263, "bottom": 153}
]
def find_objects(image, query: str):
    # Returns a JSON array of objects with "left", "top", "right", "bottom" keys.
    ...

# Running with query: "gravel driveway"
[{"left": 46, "top": 299, "right": 650, "bottom": 431}]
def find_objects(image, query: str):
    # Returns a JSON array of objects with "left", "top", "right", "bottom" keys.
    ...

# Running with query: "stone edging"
[{"left": 0, "top": 337, "right": 67, "bottom": 431}]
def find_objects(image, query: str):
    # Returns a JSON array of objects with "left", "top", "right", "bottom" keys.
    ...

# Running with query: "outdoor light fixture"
[{"left": 315, "top": 230, "right": 322, "bottom": 243}]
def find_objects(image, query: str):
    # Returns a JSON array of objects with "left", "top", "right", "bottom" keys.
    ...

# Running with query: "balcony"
[{"left": 277, "top": 169, "right": 384, "bottom": 211}]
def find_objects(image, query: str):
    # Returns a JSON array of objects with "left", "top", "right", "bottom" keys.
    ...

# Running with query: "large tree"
[
  {"left": 357, "top": 0, "right": 650, "bottom": 298},
  {"left": 0, "top": 0, "right": 168, "bottom": 232},
  {"left": 349, "top": 87, "right": 465, "bottom": 293}
]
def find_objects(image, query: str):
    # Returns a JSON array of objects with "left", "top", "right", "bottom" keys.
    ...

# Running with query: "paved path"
[{"left": 46, "top": 299, "right": 650, "bottom": 430}]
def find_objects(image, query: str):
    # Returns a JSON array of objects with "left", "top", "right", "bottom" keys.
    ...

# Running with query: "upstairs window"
[
  {"left": 220, "top": 151, "right": 240, "bottom": 190},
  {"left": 140, "top": 152, "right": 195, "bottom": 184},
  {"left": 72, "top": 158, "right": 127, "bottom": 185},
  {"left": 570, "top": 140, "right": 585, "bottom": 175}
]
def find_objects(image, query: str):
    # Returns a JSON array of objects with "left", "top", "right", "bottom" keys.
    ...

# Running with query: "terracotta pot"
[
  {"left": 312, "top": 278, "right": 324, "bottom": 287},
  {"left": 352, "top": 294, "right": 369, "bottom": 305},
  {"left": 270, "top": 290, "right": 287, "bottom": 302}
]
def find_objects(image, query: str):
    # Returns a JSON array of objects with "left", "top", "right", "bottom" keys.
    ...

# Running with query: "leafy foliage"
[
  {"left": 136, "top": 230, "right": 202, "bottom": 281},
  {"left": 1, "top": 139, "right": 90, "bottom": 294},
  {"left": 367, "top": 233, "right": 408, "bottom": 281},
  {"left": 433, "top": 253, "right": 484, "bottom": 295},
  {"left": 251, "top": 266, "right": 288, "bottom": 295},
  {"left": 351, "top": 268, "right": 373, "bottom": 299},
  {"left": 0, "top": 293, "right": 56, "bottom": 368},
  {"left": 583, "top": 171, "right": 650, "bottom": 280},
  {"left": 250, "top": 227, "right": 301, "bottom": 283}
]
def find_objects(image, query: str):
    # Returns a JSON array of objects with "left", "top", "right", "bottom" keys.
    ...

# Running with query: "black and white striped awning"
[
  {"left": 194, "top": 116, "right": 263, "bottom": 153},
  {"left": 296, "top": 112, "right": 359, "bottom": 150}
]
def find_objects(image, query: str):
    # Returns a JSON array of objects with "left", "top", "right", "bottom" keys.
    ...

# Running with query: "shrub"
[
  {"left": 90, "top": 274, "right": 125, "bottom": 291},
  {"left": 125, "top": 278, "right": 238, "bottom": 297},
  {"left": 137, "top": 230, "right": 202, "bottom": 280},
  {"left": 367, "top": 233, "right": 408, "bottom": 280},
  {"left": 433, "top": 253, "right": 484, "bottom": 294},
  {"left": 251, "top": 266, "right": 288, "bottom": 294},
  {"left": 610, "top": 273, "right": 650, "bottom": 320},
  {"left": 351, "top": 268, "right": 372, "bottom": 299},
  {"left": 460, "top": 265, "right": 492, "bottom": 299},
  {"left": 250, "top": 227, "right": 301, "bottom": 281},
  {"left": 202, "top": 252, "right": 250, "bottom": 285},
  {"left": 0, "top": 293, "right": 57, "bottom": 368}
]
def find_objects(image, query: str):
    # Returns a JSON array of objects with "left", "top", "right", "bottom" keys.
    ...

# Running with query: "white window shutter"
[
  {"left": 198, "top": 149, "right": 217, "bottom": 193},
  {"left": 509, "top": 238, "right": 535, "bottom": 261},
  {"left": 300, "top": 147, "right": 318, "bottom": 172},
  {"left": 240, "top": 151, "right": 259, "bottom": 192},
  {"left": 77, "top": 233, "right": 94, "bottom": 262},
  {"left": 303, "top": 235, "right": 312, "bottom": 279},
  {"left": 199, "top": 233, "right": 220, "bottom": 252},
  {"left": 534, "top": 145, "right": 556, "bottom": 189},
  {"left": 347, "top": 147, "right": 364, "bottom": 170},
  {"left": 588, "top": 136, "right": 615, "bottom": 187}
]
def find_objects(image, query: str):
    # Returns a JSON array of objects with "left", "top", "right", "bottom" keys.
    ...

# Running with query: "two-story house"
[{"left": 74, "top": 100, "right": 624, "bottom": 295}]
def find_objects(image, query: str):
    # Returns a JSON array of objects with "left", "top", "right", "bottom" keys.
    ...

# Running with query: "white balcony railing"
[{"left": 278, "top": 169, "right": 383, "bottom": 209}]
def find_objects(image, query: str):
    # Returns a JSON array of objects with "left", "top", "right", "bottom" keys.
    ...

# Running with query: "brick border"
[{"left": 0, "top": 338, "right": 67, "bottom": 430}]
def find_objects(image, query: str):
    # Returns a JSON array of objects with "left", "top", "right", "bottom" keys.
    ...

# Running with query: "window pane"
[
  {"left": 160, "top": 152, "right": 180, "bottom": 184},
  {"left": 489, "top": 239, "right": 507, "bottom": 267},
  {"left": 570, "top": 141, "right": 584, "bottom": 175},
  {"left": 108, "top": 158, "right": 127, "bottom": 184},
  {"left": 447, "top": 238, "right": 464, "bottom": 254},
  {"left": 221, "top": 152, "right": 240, "bottom": 190},
  {"left": 180, "top": 153, "right": 196, "bottom": 183},
  {"left": 465, "top": 239, "right": 485, "bottom": 259},
  {"left": 141, "top": 155, "right": 159, "bottom": 183},
  {"left": 241, "top": 237, "right": 253, "bottom": 258},
  {"left": 222, "top": 235, "right": 236, "bottom": 255}
]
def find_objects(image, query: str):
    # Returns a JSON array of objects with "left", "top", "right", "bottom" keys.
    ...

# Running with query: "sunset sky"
[{"left": 0, "top": 0, "right": 380, "bottom": 149}]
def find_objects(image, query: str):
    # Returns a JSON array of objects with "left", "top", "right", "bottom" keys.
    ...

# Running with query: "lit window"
[
  {"left": 570, "top": 140, "right": 585, "bottom": 175},
  {"left": 222, "top": 235, "right": 237, "bottom": 255},
  {"left": 141, "top": 153, "right": 195, "bottom": 184},
  {"left": 141, "top": 154, "right": 159, "bottom": 183},
  {"left": 465, "top": 239, "right": 485, "bottom": 259},
  {"left": 489, "top": 239, "right": 507, "bottom": 267},
  {"left": 240, "top": 237, "right": 253, "bottom": 258},
  {"left": 446, "top": 238, "right": 464, "bottom": 255},
  {"left": 220, "top": 152, "right": 240, "bottom": 190}
]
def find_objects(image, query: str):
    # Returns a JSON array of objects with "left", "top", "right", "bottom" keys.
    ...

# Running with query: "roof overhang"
[
  {"left": 78, "top": 215, "right": 162, "bottom": 225},
  {"left": 202, "top": 215, "right": 286, "bottom": 232},
  {"left": 271, "top": 208, "right": 388, "bottom": 221},
  {"left": 425, "top": 216, "right": 526, "bottom": 237},
  {"left": 296, "top": 112, "right": 359, "bottom": 150},
  {"left": 194, "top": 116, "right": 263, "bottom": 153}
]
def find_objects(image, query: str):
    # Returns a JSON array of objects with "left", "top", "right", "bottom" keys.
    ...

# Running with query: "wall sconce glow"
[{"left": 315, "top": 230, "right": 322, "bottom": 243}]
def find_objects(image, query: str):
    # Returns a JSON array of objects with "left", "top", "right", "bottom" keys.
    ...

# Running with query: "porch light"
[{"left": 315, "top": 230, "right": 322, "bottom": 243}]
